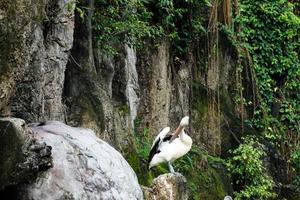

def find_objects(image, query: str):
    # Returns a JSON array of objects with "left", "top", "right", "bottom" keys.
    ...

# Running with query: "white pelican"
[{"left": 148, "top": 116, "right": 192, "bottom": 173}]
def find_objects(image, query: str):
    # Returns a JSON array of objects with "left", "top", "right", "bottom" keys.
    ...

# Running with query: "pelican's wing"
[
  {"left": 148, "top": 127, "right": 170, "bottom": 164},
  {"left": 150, "top": 127, "right": 170, "bottom": 148}
]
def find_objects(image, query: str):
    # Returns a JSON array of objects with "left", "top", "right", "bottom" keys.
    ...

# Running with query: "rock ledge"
[{"left": 142, "top": 173, "right": 188, "bottom": 200}]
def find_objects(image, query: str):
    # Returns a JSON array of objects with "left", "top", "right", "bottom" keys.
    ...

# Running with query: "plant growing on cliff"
[
  {"left": 292, "top": 147, "right": 300, "bottom": 186},
  {"left": 237, "top": 0, "right": 300, "bottom": 139},
  {"left": 93, "top": 0, "right": 163, "bottom": 54},
  {"left": 227, "top": 137, "right": 276, "bottom": 200},
  {"left": 236, "top": 0, "right": 300, "bottom": 185},
  {"left": 92, "top": 0, "right": 209, "bottom": 55}
]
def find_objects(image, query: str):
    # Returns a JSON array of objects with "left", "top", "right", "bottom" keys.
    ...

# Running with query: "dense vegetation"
[
  {"left": 237, "top": 0, "right": 300, "bottom": 188},
  {"left": 222, "top": 0, "right": 300, "bottom": 198},
  {"left": 90, "top": 0, "right": 300, "bottom": 199},
  {"left": 93, "top": 0, "right": 208, "bottom": 55},
  {"left": 227, "top": 137, "right": 276, "bottom": 199}
]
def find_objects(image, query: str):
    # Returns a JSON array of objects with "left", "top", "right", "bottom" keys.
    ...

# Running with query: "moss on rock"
[{"left": 174, "top": 148, "right": 232, "bottom": 200}]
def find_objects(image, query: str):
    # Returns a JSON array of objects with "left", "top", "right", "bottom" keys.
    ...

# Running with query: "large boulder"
[
  {"left": 142, "top": 173, "right": 188, "bottom": 200},
  {"left": 17, "top": 121, "right": 142, "bottom": 200}
]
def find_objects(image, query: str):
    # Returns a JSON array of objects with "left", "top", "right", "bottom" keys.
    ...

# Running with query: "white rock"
[{"left": 23, "top": 121, "right": 143, "bottom": 200}]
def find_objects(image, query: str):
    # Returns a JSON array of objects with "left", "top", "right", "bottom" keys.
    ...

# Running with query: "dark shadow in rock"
[{"left": 0, "top": 185, "right": 21, "bottom": 200}]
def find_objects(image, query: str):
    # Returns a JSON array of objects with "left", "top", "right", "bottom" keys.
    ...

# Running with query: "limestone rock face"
[
  {"left": 0, "top": 118, "right": 52, "bottom": 189},
  {"left": 19, "top": 121, "right": 143, "bottom": 200},
  {"left": 0, "top": 0, "right": 237, "bottom": 157},
  {"left": 0, "top": 0, "right": 74, "bottom": 122},
  {"left": 63, "top": 0, "right": 140, "bottom": 148},
  {"left": 143, "top": 173, "right": 188, "bottom": 200},
  {"left": 136, "top": 41, "right": 172, "bottom": 135}
]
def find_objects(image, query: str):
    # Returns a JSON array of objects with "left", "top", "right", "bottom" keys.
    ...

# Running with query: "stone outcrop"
[
  {"left": 136, "top": 41, "right": 172, "bottom": 135},
  {"left": 63, "top": 0, "right": 139, "bottom": 149},
  {"left": 15, "top": 121, "right": 142, "bottom": 200},
  {"left": 0, "top": 118, "right": 52, "bottom": 190},
  {"left": 142, "top": 173, "right": 188, "bottom": 200},
  {"left": 0, "top": 0, "right": 74, "bottom": 122},
  {"left": 224, "top": 196, "right": 233, "bottom": 200}
]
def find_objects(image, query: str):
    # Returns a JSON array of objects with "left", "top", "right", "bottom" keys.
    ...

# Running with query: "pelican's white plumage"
[
  {"left": 150, "top": 127, "right": 170, "bottom": 149},
  {"left": 148, "top": 116, "right": 192, "bottom": 172}
]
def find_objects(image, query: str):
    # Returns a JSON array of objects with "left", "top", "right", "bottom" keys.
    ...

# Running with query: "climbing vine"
[
  {"left": 235, "top": 0, "right": 300, "bottom": 183},
  {"left": 238, "top": 0, "right": 300, "bottom": 131}
]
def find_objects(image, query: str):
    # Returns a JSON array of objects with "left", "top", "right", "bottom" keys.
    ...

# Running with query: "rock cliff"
[
  {"left": 0, "top": 0, "right": 74, "bottom": 122},
  {"left": 0, "top": 0, "right": 242, "bottom": 155}
]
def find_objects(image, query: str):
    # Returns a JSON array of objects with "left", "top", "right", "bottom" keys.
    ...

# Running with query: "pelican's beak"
[
  {"left": 170, "top": 125, "right": 183, "bottom": 142},
  {"left": 175, "top": 126, "right": 183, "bottom": 135}
]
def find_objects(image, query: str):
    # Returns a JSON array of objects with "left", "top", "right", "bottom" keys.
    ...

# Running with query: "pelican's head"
[
  {"left": 224, "top": 196, "right": 233, "bottom": 200},
  {"left": 180, "top": 116, "right": 189, "bottom": 127}
]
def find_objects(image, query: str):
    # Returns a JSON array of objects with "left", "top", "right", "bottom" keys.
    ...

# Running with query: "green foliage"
[
  {"left": 92, "top": 0, "right": 208, "bottom": 55},
  {"left": 236, "top": 0, "right": 300, "bottom": 185},
  {"left": 292, "top": 148, "right": 300, "bottom": 186},
  {"left": 149, "top": 0, "right": 208, "bottom": 54},
  {"left": 93, "top": 0, "right": 162, "bottom": 54},
  {"left": 238, "top": 0, "right": 300, "bottom": 133},
  {"left": 66, "top": 0, "right": 85, "bottom": 19},
  {"left": 118, "top": 105, "right": 129, "bottom": 116},
  {"left": 135, "top": 127, "right": 151, "bottom": 161},
  {"left": 227, "top": 136, "right": 276, "bottom": 200},
  {"left": 175, "top": 146, "right": 229, "bottom": 200}
]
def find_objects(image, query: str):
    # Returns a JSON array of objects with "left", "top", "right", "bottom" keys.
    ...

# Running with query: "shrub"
[{"left": 227, "top": 137, "right": 276, "bottom": 200}]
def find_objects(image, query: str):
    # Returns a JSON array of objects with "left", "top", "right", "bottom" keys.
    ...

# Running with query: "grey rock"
[
  {"left": 0, "top": 0, "right": 74, "bottom": 122},
  {"left": 142, "top": 173, "right": 188, "bottom": 200},
  {"left": 0, "top": 118, "right": 52, "bottom": 189},
  {"left": 20, "top": 121, "right": 143, "bottom": 200},
  {"left": 136, "top": 41, "right": 172, "bottom": 135},
  {"left": 63, "top": 0, "right": 139, "bottom": 150},
  {"left": 124, "top": 44, "right": 140, "bottom": 127}
]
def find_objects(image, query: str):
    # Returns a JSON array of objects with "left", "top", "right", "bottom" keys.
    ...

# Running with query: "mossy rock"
[{"left": 174, "top": 149, "right": 232, "bottom": 200}]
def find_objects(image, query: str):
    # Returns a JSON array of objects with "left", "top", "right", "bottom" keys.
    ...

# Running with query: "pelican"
[{"left": 148, "top": 116, "right": 192, "bottom": 173}]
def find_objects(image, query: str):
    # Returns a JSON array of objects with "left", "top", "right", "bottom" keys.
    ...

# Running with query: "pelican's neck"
[{"left": 179, "top": 129, "right": 192, "bottom": 146}]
